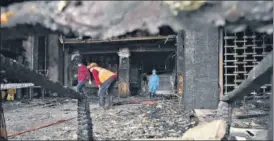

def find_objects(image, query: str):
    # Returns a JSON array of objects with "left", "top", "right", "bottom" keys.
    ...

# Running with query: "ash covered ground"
[{"left": 3, "top": 95, "right": 269, "bottom": 140}]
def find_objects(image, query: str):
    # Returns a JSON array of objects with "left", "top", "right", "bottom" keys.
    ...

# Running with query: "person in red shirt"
[
  {"left": 87, "top": 62, "right": 117, "bottom": 109},
  {"left": 76, "top": 58, "right": 91, "bottom": 95}
]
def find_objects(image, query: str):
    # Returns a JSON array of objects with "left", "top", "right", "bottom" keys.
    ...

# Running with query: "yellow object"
[
  {"left": 7, "top": 94, "right": 14, "bottom": 101},
  {"left": 1, "top": 91, "right": 7, "bottom": 99},
  {"left": 57, "top": 1, "right": 68, "bottom": 12},
  {"left": 7, "top": 89, "right": 16, "bottom": 101},
  {"left": 91, "top": 66, "right": 115, "bottom": 84},
  {"left": 163, "top": 1, "right": 206, "bottom": 11}
]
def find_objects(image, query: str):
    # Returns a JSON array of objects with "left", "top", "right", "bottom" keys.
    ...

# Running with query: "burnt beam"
[
  {"left": 218, "top": 28, "right": 224, "bottom": 99},
  {"left": 183, "top": 26, "right": 219, "bottom": 110},
  {"left": 216, "top": 101, "right": 232, "bottom": 139},
  {"left": 268, "top": 47, "right": 273, "bottom": 140},
  {"left": 62, "top": 35, "right": 175, "bottom": 44},
  {"left": 117, "top": 48, "right": 130, "bottom": 97},
  {"left": 221, "top": 51, "right": 273, "bottom": 102},
  {"left": 176, "top": 31, "right": 184, "bottom": 98},
  {"left": 0, "top": 54, "right": 81, "bottom": 99},
  {"left": 131, "top": 47, "right": 174, "bottom": 53}
]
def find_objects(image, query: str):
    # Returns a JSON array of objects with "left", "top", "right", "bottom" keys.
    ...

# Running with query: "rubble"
[
  {"left": 3, "top": 96, "right": 195, "bottom": 140},
  {"left": 93, "top": 99, "right": 195, "bottom": 140},
  {"left": 2, "top": 95, "right": 269, "bottom": 140}
]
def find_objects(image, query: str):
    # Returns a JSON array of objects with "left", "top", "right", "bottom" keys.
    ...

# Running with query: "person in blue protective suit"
[{"left": 148, "top": 69, "right": 160, "bottom": 99}]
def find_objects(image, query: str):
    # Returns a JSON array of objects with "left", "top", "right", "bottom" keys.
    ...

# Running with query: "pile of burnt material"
[{"left": 92, "top": 99, "right": 197, "bottom": 140}]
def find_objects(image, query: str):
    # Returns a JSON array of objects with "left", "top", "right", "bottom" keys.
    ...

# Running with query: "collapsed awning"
[{"left": 60, "top": 35, "right": 176, "bottom": 44}]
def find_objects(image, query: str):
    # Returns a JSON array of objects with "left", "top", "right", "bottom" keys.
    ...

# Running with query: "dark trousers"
[
  {"left": 98, "top": 77, "right": 116, "bottom": 109},
  {"left": 76, "top": 81, "right": 87, "bottom": 95},
  {"left": 149, "top": 92, "right": 156, "bottom": 99}
]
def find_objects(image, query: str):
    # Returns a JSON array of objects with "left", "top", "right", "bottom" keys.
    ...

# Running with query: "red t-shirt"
[{"left": 77, "top": 65, "right": 91, "bottom": 82}]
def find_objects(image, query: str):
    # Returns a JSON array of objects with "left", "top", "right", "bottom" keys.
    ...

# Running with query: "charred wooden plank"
[
  {"left": 0, "top": 54, "right": 81, "bottom": 99},
  {"left": 269, "top": 74, "right": 273, "bottom": 140},
  {"left": 216, "top": 101, "right": 232, "bottom": 139},
  {"left": 269, "top": 47, "right": 274, "bottom": 140},
  {"left": 77, "top": 95, "right": 93, "bottom": 140},
  {"left": 176, "top": 31, "right": 184, "bottom": 97},
  {"left": 234, "top": 113, "right": 269, "bottom": 119},
  {"left": 221, "top": 51, "right": 273, "bottom": 102}
]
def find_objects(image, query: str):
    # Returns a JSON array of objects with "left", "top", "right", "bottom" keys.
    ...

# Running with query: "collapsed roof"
[{"left": 0, "top": 1, "right": 273, "bottom": 40}]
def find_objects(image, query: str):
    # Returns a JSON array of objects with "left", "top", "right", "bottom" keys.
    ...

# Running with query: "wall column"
[
  {"left": 22, "top": 36, "right": 36, "bottom": 99},
  {"left": 117, "top": 48, "right": 130, "bottom": 98},
  {"left": 22, "top": 36, "right": 36, "bottom": 69},
  {"left": 63, "top": 48, "right": 70, "bottom": 87},
  {"left": 183, "top": 25, "right": 219, "bottom": 110},
  {"left": 47, "top": 34, "right": 60, "bottom": 83}
]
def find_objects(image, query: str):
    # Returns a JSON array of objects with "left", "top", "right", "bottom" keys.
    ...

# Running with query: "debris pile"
[
  {"left": 5, "top": 97, "right": 197, "bottom": 140},
  {"left": 93, "top": 99, "right": 195, "bottom": 140},
  {"left": 3, "top": 97, "right": 269, "bottom": 140},
  {"left": 232, "top": 103, "right": 269, "bottom": 129}
]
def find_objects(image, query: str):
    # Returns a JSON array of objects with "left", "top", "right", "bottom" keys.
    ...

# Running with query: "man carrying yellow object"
[{"left": 87, "top": 63, "right": 117, "bottom": 109}]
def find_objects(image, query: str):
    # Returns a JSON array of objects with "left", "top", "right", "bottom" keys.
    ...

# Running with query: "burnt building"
[
  {"left": 58, "top": 26, "right": 273, "bottom": 105},
  {"left": 61, "top": 32, "right": 177, "bottom": 97},
  {"left": 0, "top": 1, "right": 273, "bottom": 140}
]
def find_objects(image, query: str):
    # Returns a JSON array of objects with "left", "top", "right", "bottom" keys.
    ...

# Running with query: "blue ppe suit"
[{"left": 148, "top": 74, "right": 159, "bottom": 94}]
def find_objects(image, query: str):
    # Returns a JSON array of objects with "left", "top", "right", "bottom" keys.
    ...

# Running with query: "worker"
[
  {"left": 77, "top": 58, "right": 92, "bottom": 95},
  {"left": 6, "top": 89, "right": 16, "bottom": 101},
  {"left": 87, "top": 63, "right": 117, "bottom": 109},
  {"left": 148, "top": 69, "right": 160, "bottom": 99}
]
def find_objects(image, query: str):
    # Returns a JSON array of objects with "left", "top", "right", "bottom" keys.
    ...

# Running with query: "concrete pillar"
[
  {"left": 16, "top": 89, "right": 22, "bottom": 100},
  {"left": 64, "top": 48, "right": 71, "bottom": 87},
  {"left": 183, "top": 26, "right": 219, "bottom": 110},
  {"left": 16, "top": 56, "right": 24, "bottom": 99},
  {"left": 117, "top": 48, "right": 130, "bottom": 97},
  {"left": 58, "top": 43, "right": 64, "bottom": 85},
  {"left": 22, "top": 36, "right": 36, "bottom": 99},
  {"left": 22, "top": 36, "right": 35, "bottom": 69},
  {"left": 47, "top": 34, "right": 60, "bottom": 83}
]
